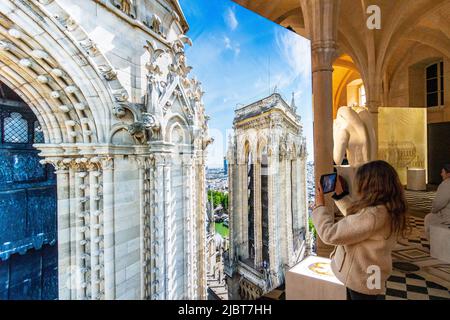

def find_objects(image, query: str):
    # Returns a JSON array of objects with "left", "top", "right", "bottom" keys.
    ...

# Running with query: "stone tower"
[{"left": 225, "top": 93, "right": 308, "bottom": 300}]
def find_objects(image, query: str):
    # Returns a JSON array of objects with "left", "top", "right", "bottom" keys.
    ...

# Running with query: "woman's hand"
[{"left": 314, "top": 184, "right": 325, "bottom": 209}]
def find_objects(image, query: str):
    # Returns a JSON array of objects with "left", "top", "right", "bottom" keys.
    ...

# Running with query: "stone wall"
[{"left": 0, "top": 0, "right": 209, "bottom": 300}]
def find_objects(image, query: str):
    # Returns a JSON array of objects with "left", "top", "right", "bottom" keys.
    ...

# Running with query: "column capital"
[
  {"left": 366, "top": 100, "right": 381, "bottom": 114},
  {"left": 311, "top": 40, "right": 337, "bottom": 73},
  {"left": 100, "top": 156, "right": 114, "bottom": 170},
  {"left": 40, "top": 157, "right": 73, "bottom": 172}
]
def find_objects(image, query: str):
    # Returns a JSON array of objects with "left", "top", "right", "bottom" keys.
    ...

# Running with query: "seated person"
[{"left": 424, "top": 164, "right": 450, "bottom": 239}]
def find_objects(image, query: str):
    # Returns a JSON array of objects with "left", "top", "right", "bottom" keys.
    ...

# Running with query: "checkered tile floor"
[
  {"left": 383, "top": 270, "right": 450, "bottom": 300},
  {"left": 405, "top": 190, "right": 436, "bottom": 212},
  {"left": 400, "top": 216, "right": 430, "bottom": 249},
  {"left": 386, "top": 215, "right": 450, "bottom": 300}
]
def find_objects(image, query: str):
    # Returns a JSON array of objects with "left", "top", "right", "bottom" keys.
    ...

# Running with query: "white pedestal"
[
  {"left": 407, "top": 168, "right": 427, "bottom": 191},
  {"left": 286, "top": 256, "right": 346, "bottom": 300},
  {"left": 430, "top": 223, "right": 450, "bottom": 263}
]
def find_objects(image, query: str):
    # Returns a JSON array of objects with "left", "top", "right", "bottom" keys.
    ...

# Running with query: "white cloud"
[
  {"left": 224, "top": 7, "right": 239, "bottom": 31},
  {"left": 223, "top": 36, "right": 240, "bottom": 56},
  {"left": 233, "top": 45, "right": 241, "bottom": 56},
  {"left": 224, "top": 36, "right": 232, "bottom": 49},
  {"left": 276, "top": 30, "right": 311, "bottom": 80}
]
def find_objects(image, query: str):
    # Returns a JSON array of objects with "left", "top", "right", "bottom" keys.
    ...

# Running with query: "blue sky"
[{"left": 179, "top": 0, "right": 313, "bottom": 167}]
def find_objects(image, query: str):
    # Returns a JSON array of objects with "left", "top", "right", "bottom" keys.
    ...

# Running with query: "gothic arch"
[
  {"left": 165, "top": 114, "right": 191, "bottom": 144},
  {"left": 243, "top": 139, "right": 252, "bottom": 164},
  {"left": 256, "top": 136, "right": 268, "bottom": 163},
  {"left": 0, "top": 0, "right": 124, "bottom": 145}
]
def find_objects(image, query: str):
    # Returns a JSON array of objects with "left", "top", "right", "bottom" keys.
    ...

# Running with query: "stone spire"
[{"left": 291, "top": 92, "right": 297, "bottom": 112}]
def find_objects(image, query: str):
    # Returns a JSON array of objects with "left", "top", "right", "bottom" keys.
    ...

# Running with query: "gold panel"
[{"left": 378, "top": 107, "right": 427, "bottom": 185}]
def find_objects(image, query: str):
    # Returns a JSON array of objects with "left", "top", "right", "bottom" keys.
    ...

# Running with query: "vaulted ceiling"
[{"left": 233, "top": 0, "right": 450, "bottom": 104}]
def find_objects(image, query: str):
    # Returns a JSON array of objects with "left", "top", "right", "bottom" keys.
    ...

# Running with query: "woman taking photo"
[{"left": 312, "top": 160, "right": 408, "bottom": 300}]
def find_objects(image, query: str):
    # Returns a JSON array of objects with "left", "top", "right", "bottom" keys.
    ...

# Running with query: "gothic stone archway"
[{"left": 0, "top": 81, "right": 57, "bottom": 300}]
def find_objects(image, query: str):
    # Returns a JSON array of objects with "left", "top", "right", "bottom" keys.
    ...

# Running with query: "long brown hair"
[{"left": 347, "top": 160, "right": 409, "bottom": 238}]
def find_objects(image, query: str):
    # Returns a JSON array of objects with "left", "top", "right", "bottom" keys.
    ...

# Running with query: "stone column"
[
  {"left": 195, "top": 152, "right": 207, "bottom": 300},
  {"left": 54, "top": 160, "right": 71, "bottom": 300},
  {"left": 285, "top": 156, "right": 294, "bottom": 266},
  {"left": 102, "top": 157, "right": 115, "bottom": 299},
  {"left": 136, "top": 156, "right": 147, "bottom": 299},
  {"left": 88, "top": 162, "right": 101, "bottom": 300},
  {"left": 312, "top": 42, "right": 336, "bottom": 257},
  {"left": 182, "top": 156, "right": 194, "bottom": 298},
  {"left": 74, "top": 165, "right": 89, "bottom": 299},
  {"left": 152, "top": 154, "right": 166, "bottom": 299},
  {"left": 268, "top": 151, "right": 278, "bottom": 274},
  {"left": 367, "top": 100, "right": 380, "bottom": 159},
  {"left": 239, "top": 163, "right": 248, "bottom": 259},
  {"left": 309, "top": 0, "right": 340, "bottom": 257},
  {"left": 228, "top": 160, "right": 235, "bottom": 260},
  {"left": 68, "top": 162, "right": 77, "bottom": 299},
  {"left": 298, "top": 157, "right": 307, "bottom": 231},
  {"left": 279, "top": 153, "right": 288, "bottom": 264},
  {"left": 163, "top": 158, "right": 172, "bottom": 299},
  {"left": 254, "top": 160, "right": 262, "bottom": 268}
]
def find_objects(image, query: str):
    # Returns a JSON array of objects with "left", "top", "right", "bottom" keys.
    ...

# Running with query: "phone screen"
[{"left": 320, "top": 173, "right": 337, "bottom": 194}]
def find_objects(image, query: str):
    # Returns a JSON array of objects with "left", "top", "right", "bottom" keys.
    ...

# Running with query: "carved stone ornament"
[
  {"left": 113, "top": 88, "right": 129, "bottom": 102},
  {"left": 98, "top": 65, "right": 117, "bottom": 81},
  {"left": 0, "top": 40, "right": 13, "bottom": 51},
  {"left": 79, "top": 38, "right": 98, "bottom": 56},
  {"left": 128, "top": 121, "right": 146, "bottom": 143},
  {"left": 150, "top": 14, "right": 163, "bottom": 35},
  {"left": 111, "top": 0, "right": 134, "bottom": 18},
  {"left": 112, "top": 104, "right": 126, "bottom": 117},
  {"left": 142, "top": 112, "right": 161, "bottom": 139}
]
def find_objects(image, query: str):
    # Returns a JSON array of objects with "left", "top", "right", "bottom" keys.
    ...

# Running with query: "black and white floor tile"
[
  {"left": 387, "top": 215, "right": 450, "bottom": 300},
  {"left": 383, "top": 270, "right": 450, "bottom": 300},
  {"left": 397, "top": 216, "right": 430, "bottom": 250},
  {"left": 405, "top": 190, "right": 435, "bottom": 212}
]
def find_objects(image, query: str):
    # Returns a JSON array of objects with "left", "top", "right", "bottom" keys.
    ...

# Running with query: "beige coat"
[{"left": 312, "top": 197, "right": 397, "bottom": 295}]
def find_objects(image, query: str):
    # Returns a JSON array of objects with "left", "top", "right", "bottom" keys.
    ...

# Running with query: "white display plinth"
[
  {"left": 286, "top": 255, "right": 346, "bottom": 300},
  {"left": 407, "top": 168, "right": 427, "bottom": 191},
  {"left": 430, "top": 223, "right": 450, "bottom": 263}
]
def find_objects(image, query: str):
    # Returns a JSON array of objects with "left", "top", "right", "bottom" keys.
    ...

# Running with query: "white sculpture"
[{"left": 333, "top": 106, "right": 376, "bottom": 166}]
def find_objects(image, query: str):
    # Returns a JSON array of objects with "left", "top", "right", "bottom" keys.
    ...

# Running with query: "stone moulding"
[
  {"left": 92, "top": 0, "right": 185, "bottom": 44},
  {"left": 35, "top": 0, "right": 130, "bottom": 117}
]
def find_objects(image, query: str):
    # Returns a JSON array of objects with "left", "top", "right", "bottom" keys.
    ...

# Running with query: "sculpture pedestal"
[
  {"left": 430, "top": 223, "right": 450, "bottom": 263},
  {"left": 407, "top": 168, "right": 427, "bottom": 191},
  {"left": 286, "top": 256, "right": 346, "bottom": 300}
]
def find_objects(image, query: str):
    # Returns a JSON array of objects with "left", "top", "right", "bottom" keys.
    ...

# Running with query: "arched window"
[
  {"left": 260, "top": 146, "right": 269, "bottom": 266},
  {"left": 426, "top": 61, "right": 444, "bottom": 107},
  {"left": 246, "top": 146, "right": 255, "bottom": 260},
  {"left": 4, "top": 112, "right": 28, "bottom": 143},
  {"left": 359, "top": 85, "right": 366, "bottom": 106}
]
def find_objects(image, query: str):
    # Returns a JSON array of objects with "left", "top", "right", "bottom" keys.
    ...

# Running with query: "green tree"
[{"left": 207, "top": 190, "right": 229, "bottom": 212}]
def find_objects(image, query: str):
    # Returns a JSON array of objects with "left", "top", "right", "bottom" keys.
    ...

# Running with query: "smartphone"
[{"left": 320, "top": 173, "right": 337, "bottom": 194}]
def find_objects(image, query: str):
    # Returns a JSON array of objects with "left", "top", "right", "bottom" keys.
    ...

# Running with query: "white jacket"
[{"left": 432, "top": 178, "right": 450, "bottom": 220}]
